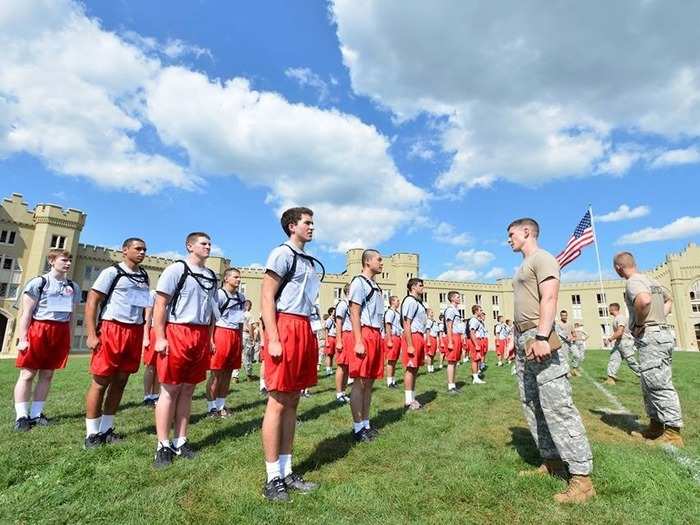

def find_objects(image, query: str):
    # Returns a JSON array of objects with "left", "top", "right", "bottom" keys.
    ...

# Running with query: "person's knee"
[
  {"left": 19, "top": 368, "right": 37, "bottom": 381},
  {"left": 38, "top": 369, "right": 54, "bottom": 381}
]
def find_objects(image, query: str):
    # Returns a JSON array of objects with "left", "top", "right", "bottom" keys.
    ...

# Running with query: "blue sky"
[{"left": 1, "top": 0, "right": 699, "bottom": 280}]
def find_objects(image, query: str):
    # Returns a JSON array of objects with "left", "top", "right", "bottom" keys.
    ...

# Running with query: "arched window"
[{"left": 690, "top": 281, "right": 700, "bottom": 313}]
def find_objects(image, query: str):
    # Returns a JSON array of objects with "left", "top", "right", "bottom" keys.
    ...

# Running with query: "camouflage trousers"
[
  {"left": 557, "top": 340, "right": 572, "bottom": 366},
  {"left": 606, "top": 339, "right": 641, "bottom": 379},
  {"left": 636, "top": 327, "right": 683, "bottom": 428},
  {"left": 516, "top": 328, "right": 593, "bottom": 475},
  {"left": 242, "top": 333, "right": 256, "bottom": 375},
  {"left": 570, "top": 341, "right": 586, "bottom": 368}
]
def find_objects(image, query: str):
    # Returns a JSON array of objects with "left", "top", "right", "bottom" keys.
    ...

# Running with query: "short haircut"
[
  {"left": 471, "top": 304, "right": 481, "bottom": 314},
  {"left": 122, "top": 237, "right": 145, "bottom": 249},
  {"left": 439, "top": 314, "right": 444, "bottom": 320},
  {"left": 560, "top": 310, "right": 568, "bottom": 315},
  {"left": 186, "top": 232, "right": 211, "bottom": 248},
  {"left": 407, "top": 277, "right": 423, "bottom": 292},
  {"left": 343, "top": 283, "right": 350, "bottom": 294},
  {"left": 361, "top": 249, "right": 380, "bottom": 266},
  {"left": 223, "top": 267, "right": 241, "bottom": 280},
  {"left": 609, "top": 302, "right": 620, "bottom": 310},
  {"left": 506, "top": 319, "right": 512, "bottom": 323},
  {"left": 613, "top": 251, "right": 635, "bottom": 268},
  {"left": 497, "top": 315, "right": 503, "bottom": 320},
  {"left": 507, "top": 217, "right": 540, "bottom": 238},
  {"left": 323, "top": 313, "right": 329, "bottom": 320},
  {"left": 244, "top": 299, "right": 252, "bottom": 308},
  {"left": 389, "top": 295, "right": 398, "bottom": 303},
  {"left": 281, "top": 207, "right": 313, "bottom": 236},
  {"left": 47, "top": 249, "right": 71, "bottom": 262},
  {"left": 447, "top": 291, "right": 460, "bottom": 301}
]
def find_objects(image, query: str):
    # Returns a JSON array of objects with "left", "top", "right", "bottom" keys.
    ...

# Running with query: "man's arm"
[
  {"left": 402, "top": 317, "right": 414, "bottom": 354},
  {"left": 532, "top": 277, "right": 559, "bottom": 361},
  {"left": 633, "top": 292, "right": 652, "bottom": 327},
  {"left": 350, "top": 302, "right": 364, "bottom": 355},
  {"left": 153, "top": 292, "right": 170, "bottom": 354},
  {"left": 261, "top": 272, "right": 282, "bottom": 357},
  {"left": 15, "top": 294, "right": 37, "bottom": 351},
  {"left": 335, "top": 315, "right": 344, "bottom": 350},
  {"left": 84, "top": 289, "right": 105, "bottom": 351},
  {"left": 446, "top": 319, "right": 454, "bottom": 349}
]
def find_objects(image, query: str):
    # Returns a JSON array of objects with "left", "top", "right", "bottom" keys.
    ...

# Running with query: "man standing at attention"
[
  {"left": 603, "top": 302, "right": 641, "bottom": 385},
  {"left": 508, "top": 217, "right": 595, "bottom": 503}
]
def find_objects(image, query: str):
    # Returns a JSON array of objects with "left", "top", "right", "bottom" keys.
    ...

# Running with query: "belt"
[
  {"left": 642, "top": 323, "right": 671, "bottom": 332},
  {"left": 514, "top": 320, "right": 537, "bottom": 333}
]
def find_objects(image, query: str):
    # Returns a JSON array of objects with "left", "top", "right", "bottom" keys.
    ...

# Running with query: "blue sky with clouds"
[{"left": 1, "top": 0, "right": 699, "bottom": 280}]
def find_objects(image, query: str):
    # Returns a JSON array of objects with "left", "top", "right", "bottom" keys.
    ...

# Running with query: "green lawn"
[{"left": 0, "top": 350, "right": 698, "bottom": 524}]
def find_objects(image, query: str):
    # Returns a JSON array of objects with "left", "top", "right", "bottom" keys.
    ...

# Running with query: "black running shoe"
[
  {"left": 30, "top": 413, "right": 50, "bottom": 427},
  {"left": 263, "top": 476, "right": 290, "bottom": 502},
  {"left": 478, "top": 372, "right": 485, "bottom": 380},
  {"left": 85, "top": 433, "right": 104, "bottom": 449},
  {"left": 352, "top": 428, "right": 372, "bottom": 443},
  {"left": 388, "top": 383, "right": 398, "bottom": 389},
  {"left": 283, "top": 472, "right": 318, "bottom": 493},
  {"left": 173, "top": 441, "right": 197, "bottom": 459},
  {"left": 208, "top": 408, "right": 220, "bottom": 419},
  {"left": 447, "top": 387, "right": 461, "bottom": 395},
  {"left": 13, "top": 416, "right": 32, "bottom": 432},
  {"left": 154, "top": 445, "right": 175, "bottom": 469},
  {"left": 102, "top": 428, "right": 124, "bottom": 444},
  {"left": 247, "top": 374, "right": 260, "bottom": 381},
  {"left": 366, "top": 427, "right": 379, "bottom": 440}
]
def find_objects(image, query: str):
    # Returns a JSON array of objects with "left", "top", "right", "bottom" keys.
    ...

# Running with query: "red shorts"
[
  {"left": 445, "top": 333, "right": 463, "bottom": 362},
  {"left": 439, "top": 336, "right": 447, "bottom": 354},
  {"left": 496, "top": 339, "right": 506, "bottom": 357},
  {"left": 157, "top": 324, "right": 211, "bottom": 385},
  {"left": 349, "top": 326, "right": 384, "bottom": 379},
  {"left": 16, "top": 320, "right": 71, "bottom": 370},
  {"left": 384, "top": 334, "right": 402, "bottom": 362},
  {"left": 467, "top": 339, "right": 482, "bottom": 361},
  {"left": 210, "top": 326, "right": 242, "bottom": 370},
  {"left": 401, "top": 332, "right": 426, "bottom": 369},
  {"left": 480, "top": 338, "right": 489, "bottom": 355},
  {"left": 426, "top": 335, "right": 437, "bottom": 357},
  {"left": 336, "top": 332, "right": 353, "bottom": 366},
  {"left": 143, "top": 327, "right": 158, "bottom": 366},
  {"left": 90, "top": 320, "right": 144, "bottom": 376},
  {"left": 324, "top": 336, "right": 336, "bottom": 356},
  {"left": 264, "top": 313, "right": 318, "bottom": 392}
]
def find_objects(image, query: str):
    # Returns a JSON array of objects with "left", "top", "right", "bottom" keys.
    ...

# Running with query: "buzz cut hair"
[
  {"left": 223, "top": 267, "right": 241, "bottom": 280},
  {"left": 447, "top": 291, "right": 460, "bottom": 302},
  {"left": 327, "top": 307, "right": 335, "bottom": 315},
  {"left": 497, "top": 315, "right": 503, "bottom": 320},
  {"left": 185, "top": 231, "right": 211, "bottom": 248},
  {"left": 122, "top": 237, "right": 145, "bottom": 249},
  {"left": 407, "top": 277, "right": 423, "bottom": 292},
  {"left": 507, "top": 217, "right": 540, "bottom": 238},
  {"left": 560, "top": 309, "right": 568, "bottom": 315},
  {"left": 47, "top": 249, "right": 71, "bottom": 262},
  {"left": 343, "top": 283, "right": 350, "bottom": 294},
  {"left": 471, "top": 304, "right": 481, "bottom": 314},
  {"left": 609, "top": 302, "right": 620, "bottom": 310},
  {"left": 281, "top": 207, "right": 313, "bottom": 236},
  {"left": 389, "top": 295, "right": 399, "bottom": 303},
  {"left": 361, "top": 249, "right": 380, "bottom": 266},
  {"left": 613, "top": 251, "right": 636, "bottom": 268}
]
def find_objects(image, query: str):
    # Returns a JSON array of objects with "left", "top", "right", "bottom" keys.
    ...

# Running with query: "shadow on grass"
[
  {"left": 508, "top": 426, "right": 541, "bottom": 467},
  {"left": 589, "top": 408, "right": 640, "bottom": 434}
]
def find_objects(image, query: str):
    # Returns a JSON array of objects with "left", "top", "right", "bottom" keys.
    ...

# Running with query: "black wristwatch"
[{"left": 535, "top": 334, "right": 549, "bottom": 341}]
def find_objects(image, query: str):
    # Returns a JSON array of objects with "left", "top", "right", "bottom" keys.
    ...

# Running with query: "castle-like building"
[{"left": 1, "top": 193, "right": 699, "bottom": 355}]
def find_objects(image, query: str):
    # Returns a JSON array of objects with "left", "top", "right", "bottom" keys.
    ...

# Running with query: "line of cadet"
[{"left": 9, "top": 209, "right": 685, "bottom": 504}]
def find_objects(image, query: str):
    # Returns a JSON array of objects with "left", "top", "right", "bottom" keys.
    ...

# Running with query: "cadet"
[
  {"left": 603, "top": 302, "right": 641, "bottom": 385},
  {"left": 467, "top": 305, "right": 487, "bottom": 384},
  {"left": 383, "top": 296, "right": 402, "bottom": 387},
  {"left": 323, "top": 308, "right": 337, "bottom": 377},
  {"left": 508, "top": 217, "right": 595, "bottom": 503},
  {"left": 426, "top": 309, "right": 439, "bottom": 373},
  {"left": 614, "top": 252, "right": 684, "bottom": 446},
  {"left": 334, "top": 284, "right": 353, "bottom": 403},
  {"left": 571, "top": 323, "right": 588, "bottom": 374},
  {"left": 555, "top": 310, "right": 575, "bottom": 374},
  {"left": 443, "top": 292, "right": 465, "bottom": 394},
  {"left": 400, "top": 278, "right": 428, "bottom": 410}
]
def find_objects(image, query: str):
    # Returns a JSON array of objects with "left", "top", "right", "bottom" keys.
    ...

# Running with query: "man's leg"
[
  {"left": 173, "top": 382, "right": 196, "bottom": 449},
  {"left": 217, "top": 370, "right": 233, "bottom": 413},
  {"left": 619, "top": 341, "right": 641, "bottom": 376},
  {"left": 156, "top": 383, "right": 181, "bottom": 443},
  {"left": 98, "top": 372, "right": 130, "bottom": 437},
  {"left": 606, "top": 349, "right": 622, "bottom": 381},
  {"left": 262, "top": 391, "right": 286, "bottom": 483},
  {"left": 386, "top": 360, "right": 396, "bottom": 386},
  {"left": 362, "top": 379, "right": 375, "bottom": 424},
  {"left": 206, "top": 372, "right": 219, "bottom": 414},
  {"left": 404, "top": 367, "right": 418, "bottom": 407},
  {"left": 85, "top": 375, "right": 110, "bottom": 437},
  {"left": 279, "top": 392, "right": 301, "bottom": 478},
  {"left": 14, "top": 368, "right": 36, "bottom": 421},
  {"left": 30, "top": 369, "right": 55, "bottom": 420},
  {"left": 447, "top": 361, "right": 457, "bottom": 390}
]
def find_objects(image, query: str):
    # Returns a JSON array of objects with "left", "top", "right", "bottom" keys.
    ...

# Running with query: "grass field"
[{"left": 0, "top": 350, "right": 698, "bottom": 524}]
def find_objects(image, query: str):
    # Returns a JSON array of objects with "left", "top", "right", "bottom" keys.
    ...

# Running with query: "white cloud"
[
  {"left": 210, "top": 244, "right": 225, "bottom": 257},
  {"left": 331, "top": 1, "right": 700, "bottom": 189},
  {"left": 484, "top": 267, "right": 506, "bottom": 279},
  {"left": 597, "top": 204, "right": 650, "bottom": 223},
  {"left": 455, "top": 249, "right": 495, "bottom": 268},
  {"left": 432, "top": 221, "right": 471, "bottom": 246},
  {"left": 285, "top": 67, "right": 331, "bottom": 103},
  {"left": 407, "top": 140, "right": 435, "bottom": 161},
  {"left": 617, "top": 216, "right": 700, "bottom": 244},
  {"left": 651, "top": 147, "right": 700, "bottom": 168},
  {"left": 436, "top": 268, "right": 479, "bottom": 282},
  {"left": 560, "top": 269, "right": 616, "bottom": 282},
  {"left": 150, "top": 250, "right": 183, "bottom": 260},
  {"left": 246, "top": 262, "right": 264, "bottom": 270}
]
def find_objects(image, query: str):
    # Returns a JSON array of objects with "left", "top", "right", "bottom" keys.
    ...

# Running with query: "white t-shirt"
[
  {"left": 384, "top": 308, "right": 403, "bottom": 336},
  {"left": 156, "top": 261, "right": 217, "bottom": 325},
  {"left": 496, "top": 322, "right": 509, "bottom": 339},
  {"left": 469, "top": 317, "right": 488, "bottom": 338},
  {"left": 325, "top": 316, "right": 336, "bottom": 337},
  {"left": 335, "top": 300, "right": 353, "bottom": 332},
  {"left": 265, "top": 242, "right": 321, "bottom": 317},
  {"left": 401, "top": 295, "right": 428, "bottom": 333},
  {"left": 24, "top": 273, "right": 81, "bottom": 322},
  {"left": 216, "top": 288, "right": 247, "bottom": 329},
  {"left": 92, "top": 263, "right": 151, "bottom": 324},
  {"left": 443, "top": 305, "right": 465, "bottom": 334},
  {"left": 429, "top": 320, "right": 440, "bottom": 337},
  {"left": 348, "top": 275, "right": 384, "bottom": 328}
]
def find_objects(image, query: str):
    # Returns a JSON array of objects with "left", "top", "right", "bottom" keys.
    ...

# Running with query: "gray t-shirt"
[
  {"left": 469, "top": 317, "right": 488, "bottom": 338},
  {"left": 92, "top": 263, "right": 151, "bottom": 324},
  {"left": 156, "top": 261, "right": 217, "bottom": 325},
  {"left": 443, "top": 305, "right": 465, "bottom": 334},
  {"left": 216, "top": 288, "right": 247, "bottom": 329},
  {"left": 429, "top": 319, "right": 440, "bottom": 337},
  {"left": 348, "top": 275, "right": 384, "bottom": 328},
  {"left": 335, "top": 300, "right": 353, "bottom": 332},
  {"left": 613, "top": 313, "right": 633, "bottom": 341},
  {"left": 384, "top": 308, "right": 403, "bottom": 336},
  {"left": 325, "top": 316, "right": 336, "bottom": 337},
  {"left": 401, "top": 295, "right": 428, "bottom": 333},
  {"left": 625, "top": 273, "right": 671, "bottom": 329},
  {"left": 265, "top": 242, "right": 321, "bottom": 317},
  {"left": 24, "top": 273, "right": 81, "bottom": 322}
]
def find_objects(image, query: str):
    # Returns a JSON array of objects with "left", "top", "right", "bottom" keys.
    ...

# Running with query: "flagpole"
[{"left": 589, "top": 204, "right": 611, "bottom": 346}]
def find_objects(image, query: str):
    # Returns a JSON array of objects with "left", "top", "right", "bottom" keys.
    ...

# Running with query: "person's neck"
[
  {"left": 123, "top": 258, "right": 139, "bottom": 271},
  {"left": 361, "top": 268, "right": 375, "bottom": 280},
  {"left": 288, "top": 236, "right": 305, "bottom": 251},
  {"left": 187, "top": 253, "right": 206, "bottom": 268},
  {"left": 626, "top": 268, "right": 639, "bottom": 279},
  {"left": 224, "top": 283, "right": 238, "bottom": 294},
  {"left": 521, "top": 240, "right": 539, "bottom": 258},
  {"left": 410, "top": 291, "right": 420, "bottom": 300},
  {"left": 50, "top": 268, "right": 67, "bottom": 280},
  {"left": 450, "top": 301, "right": 459, "bottom": 307}
]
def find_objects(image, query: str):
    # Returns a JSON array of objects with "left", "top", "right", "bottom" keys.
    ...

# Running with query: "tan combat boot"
[
  {"left": 518, "top": 459, "right": 566, "bottom": 478},
  {"left": 554, "top": 475, "right": 596, "bottom": 504},
  {"left": 604, "top": 376, "right": 616, "bottom": 385},
  {"left": 570, "top": 368, "right": 581, "bottom": 377},
  {"left": 657, "top": 427, "right": 684, "bottom": 448},
  {"left": 631, "top": 419, "right": 664, "bottom": 440}
]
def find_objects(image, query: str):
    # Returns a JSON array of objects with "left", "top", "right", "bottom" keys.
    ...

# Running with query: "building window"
[
  {"left": 0, "top": 230, "right": 16, "bottom": 245},
  {"left": 439, "top": 292, "right": 448, "bottom": 303},
  {"left": 81, "top": 290, "right": 89, "bottom": 303},
  {"left": 571, "top": 294, "right": 581, "bottom": 305},
  {"left": 600, "top": 324, "right": 611, "bottom": 339},
  {"left": 492, "top": 310, "right": 499, "bottom": 320},
  {"left": 0, "top": 283, "right": 6, "bottom": 296},
  {"left": 460, "top": 293, "right": 465, "bottom": 303},
  {"left": 239, "top": 282, "right": 247, "bottom": 295},
  {"left": 690, "top": 282, "right": 700, "bottom": 314},
  {"left": 2, "top": 258, "right": 12, "bottom": 270},
  {"left": 492, "top": 295, "right": 499, "bottom": 306},
  {"left": 598, "top": 306, "right": 609, "bottom": 318},
  {"left": 458, "top": 308, "right": 466, "bottom": 319},
  {"left": 596, "top": 293, "right": 607, "bottom": 304},
  {"left": 475, "top": 294, "right": 482, "bottom": 305},
  {"left": 7, "top": 284, "right": 18, "bottom": 298},
  {"left": 50, "top": 235, "right": 66, "bottom": 249},
  {"left": 420, "top": 292, "right": 428, "bottom": 303},
  {"left": 334, "top": 287, "right": 343, "bottom": 299},
  {"left": 76, "top": 319, "right": 83, "bottom": 327},
  {"left": 573, "top": 306, "right": 583, "bottom": 320}
]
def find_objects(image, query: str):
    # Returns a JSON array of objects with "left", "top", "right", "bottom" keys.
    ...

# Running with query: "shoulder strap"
[
  {"left": 98, "top": 264, "right": 128, "bottom": 320},
  {"left": 170, "top": 260, "right": 191, "bottom": 316},
  {"left": 274, "top": 245, "right": 298, "bottom": 302},
  {"left": 356, "top": 274, "right": 380, "bottom": 305}
]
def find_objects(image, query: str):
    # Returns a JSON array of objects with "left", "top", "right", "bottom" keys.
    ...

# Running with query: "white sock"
[
  {"left": 336, "top": 392, "right": 345, "bottom": 399},
  {"left": 448, "top": 382, "right": 456, "bottom": 390},
  {"left": 29, "top": 401, "right": 45, "bottom": 419},
  {"left": 259, "top": 378, "right": 266, "bottom": 390},
  {"left": 386, "top": 376, "right": 393, "bottom": 386},
  {"left": 279, "top": 453, "right": 292, "bottom": 477},
  {"left": 98, "top": 414, "right": 114, "bottom": 433},
  {"left": 173, "top": 436, "right": 187, "bottom": 448},
  {"left": 158, "top": 440, "right": 171, "bottom": 450},
  {"left": 325, "top": 367, "right": 332, "bottom": 373},
  {"left": 15, "top": 402, "right": 30, "bottom": 420},
  {"left": 232, "top": 369, "right": 240, "bottom": 378},
  {"left": 148, "top": 393, "right": 158, "bottom": 400},
  {"left": 363, "top": 419, "right": 370, "bottom": 430},
  {"left": 473, "top": 374, "right": 479, "bottom": 380},
  {"left": 207, "top": 400, "right": 216, "bottom": 411},
  {"left": 144, "top": 394, "right": 150, "bottom": 401},
  {"left": 353, "top": 421, "right": 364, "bottom": 433},
  {"left": 404, "top": 390, "right": 414, "bottom": 404},
  {"left": 266, "top": 460, "right": 281, "bottom": 482},
  {"left": 348, "top": 378, "right": 354, "bottom": 385},
  {"left": 85, "top": 417, "right": 100, "bottom": 437},
  {"left": 215, "top": 398, "right": 225, "bottom": 410}
]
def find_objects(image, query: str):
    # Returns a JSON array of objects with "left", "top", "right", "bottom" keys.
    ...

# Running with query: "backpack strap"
[
  {"left": 169, "top": 260, "right": 217, "bottom": 317},
  {"left": 353, "top": 275, "right": 381, "bottom": 307},
  {"left": 274, "top": 244, "right": 326, "bottom": 302}
]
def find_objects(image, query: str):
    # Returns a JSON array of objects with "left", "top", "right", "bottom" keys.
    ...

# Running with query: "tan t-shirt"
[
  {"left": 513, "top": 248, "right": 560, "bottom": 326},
  {"left": 612, "top": 313, "right": 632, "bottom": 341},
  {"left": 556, "top": 320, "right": 573, "bottom": 340},
  {"left": 625, "top": 273, "right": 670, "bottom": 328}
]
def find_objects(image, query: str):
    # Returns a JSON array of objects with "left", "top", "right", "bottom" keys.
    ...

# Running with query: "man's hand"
[
  {"left": 86, "top": 334, "right": 100, "bottom": 352},
  {"left": 267, "top": 339, "right": 283, "bottom": 357},
  {"left": 386, "top": 338, "right": 393, "bottom": 349},
  {"left": 354, "top": 340, "right": 366, "bottom": 356},
  {"left": 155, "top": 337, "right": 169, "bottom": 355},
  {"left": 142, "top": 334, "right": 150, "bottom": 348},
  {"left": 527, "top": 339, "right": 552, "bottom": 362},
  {"left": 210, "top": 339, "right": 216, "bottom": 354},
  {"left": 16, "top": 339, "right": 29, "bottom": 352},
  {"left": 407, "top": 344, "right": 415, "bottom": 356},
  {"left": 336, "top": 339, "right": 343, "bottom": 351}
]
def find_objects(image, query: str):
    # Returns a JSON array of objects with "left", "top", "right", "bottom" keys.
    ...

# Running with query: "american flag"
[{"left": 556, "top": 210, "right": 595, "bottom": 269}]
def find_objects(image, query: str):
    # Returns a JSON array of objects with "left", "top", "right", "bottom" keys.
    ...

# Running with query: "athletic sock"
[
  {"left": 215, "top": 398, "right": 225, "bottom": 410},
  {"left": 348, "top": 378, "right": 354, "bottom": 385},
  {"left": 14, "top": 402, "right": 30, "bottom": 421},
  {"left": 336, "top": 392, "right": 345, "bottom": 399},
  {"left": 85, "top": 418, "right": 100, "bottom": 437},
  {"left": 448, "top": 382, "right": 456, "bottom": 390},
  {"left": 207, "top": 400, "right": 216, "bottom": 411},
  {"left": 157, "top": 440, "right": 171, "bottom": 450},
  {"left": 98, "top": 414, "right": 115, "bottom": 433},
  {"left": 325, "top": 367, "right": 332, "bottom": 374},
  {"left": 386, "top": 376, "right": 393, "bottom": 386},
  {"left": 173, "top": 436, "right": 187, "bottom": 449},
  {"left": 259, "top": 378, "right": 266, "bottom": 390},
  {"left": 404, "top": 390, "right": 415, "bottom": 404},
  {"left": 29, "top": 401, "right": 45, "bottom": 419},
  {"left": 279, "top": 454, "right": 292, "bottom": 477},
  {"left": 266, "top": 460, "right": 281, "bottom": 482},
  {"left": 363, "top": 419, "right": 370, "bottom": 430},
  {"left": 353, "top": 421, "right": 364, "bottom": 433}
]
